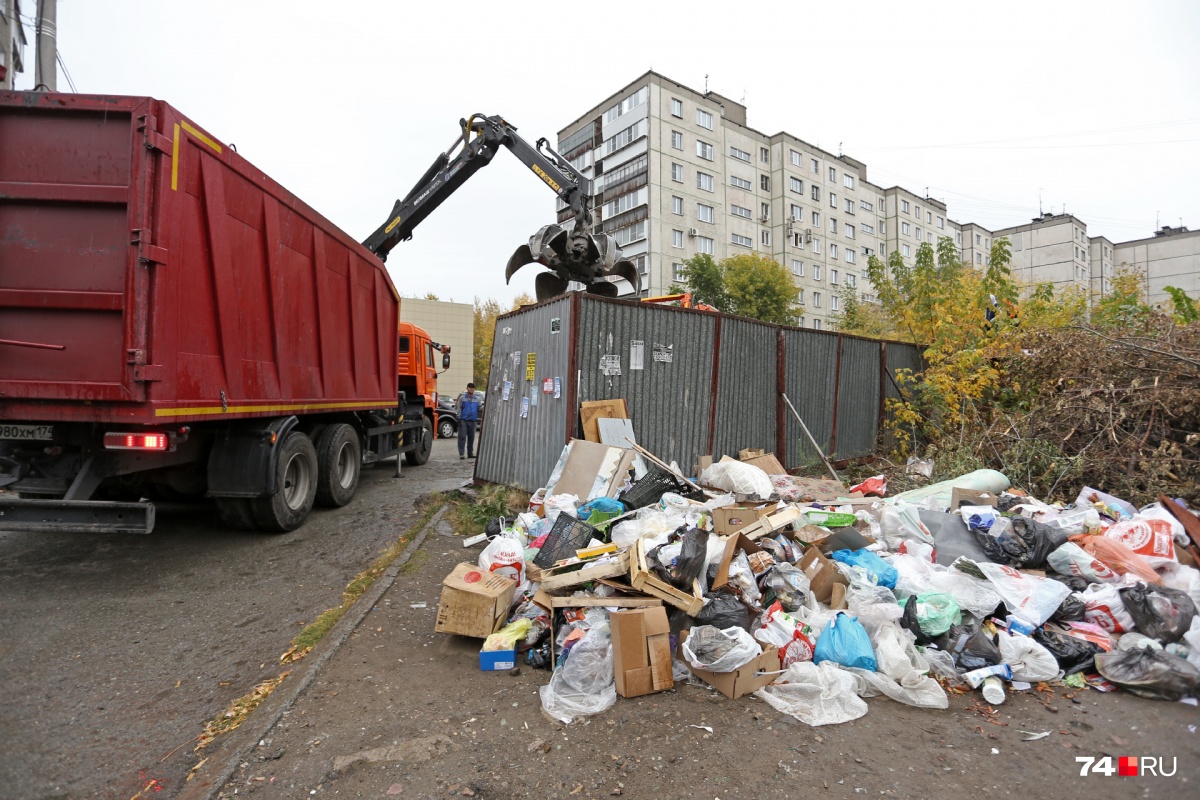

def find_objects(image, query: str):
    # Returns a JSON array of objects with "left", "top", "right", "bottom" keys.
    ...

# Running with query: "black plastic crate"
[
  {"left": 533, "top": 514, "right": 599, "bottom": 568},
  {"left": 617, "top": 466, "right": 702, "bottom": 510}
]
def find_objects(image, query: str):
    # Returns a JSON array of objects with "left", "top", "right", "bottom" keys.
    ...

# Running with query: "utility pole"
[{"left": 34, "top": 0, "right": 54, "bottom": 91}]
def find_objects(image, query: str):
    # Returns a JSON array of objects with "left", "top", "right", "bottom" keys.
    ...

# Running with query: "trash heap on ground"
[{"left": 435, "top": 432, "right": 1200, "bottom": 726}]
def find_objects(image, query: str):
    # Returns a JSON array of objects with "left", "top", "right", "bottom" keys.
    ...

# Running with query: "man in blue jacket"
[{"left": 455, "top": 383, "right": 481, "bottom": 460}]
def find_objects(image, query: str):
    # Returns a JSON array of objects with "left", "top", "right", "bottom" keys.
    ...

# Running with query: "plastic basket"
[
  {"left": 533, "top": 514, "right": 599, "bottom": 568},
  {"left": 618, "top": 466, "right": 702, "bottom": 510}
]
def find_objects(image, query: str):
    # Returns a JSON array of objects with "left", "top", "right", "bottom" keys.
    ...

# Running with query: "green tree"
[
  {"left": 472, "top": 293, "right": 533, "bottom": 384},
  {"left": 723, "top": 253, "right": 799, "bottom": 325},
  {"left": 678, "top": 253, "right": 730, "bottom": 312},
  {"left": 831, "top": 283, "right": 891, "bottom": 338},
  {"left": 1092, "top": 265, "right": 1153, "bottom": 330},
  {"left": 1164, "top": 286, "right": 1199, "bottom": 324}
]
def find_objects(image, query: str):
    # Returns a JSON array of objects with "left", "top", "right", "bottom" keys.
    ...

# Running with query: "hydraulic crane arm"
[{"left": 363, "top": 115, "right": 639, "bottom": 300}]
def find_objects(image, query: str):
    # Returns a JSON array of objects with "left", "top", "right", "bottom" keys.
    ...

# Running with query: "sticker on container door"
[
  {"left": 511, "top": 351, "right": 522, "bottom": 371},
  {"left": 502, "top": 381, "right": 512, "bottom": 401},
  {"left": 630, "top": 340, "right": 644, "bottom": 371},
  {"left": 542, "top": 378, "right": 554, "bottom": 394},
  {"left": 520, "top": 397, "right": 530, "bottom": 419},
  {"left": 599, "top": 354, "right": 622, "bottom": 376},
  {"left": 529, "top": 385, "right": 538, "bottom": 407},
  {"left": 554, "top": 377, "right": 562, "bottom": 399},
  {"left": 550, "top": 318, "right": 561, "bottom": 334},
  {"left": 652, "top": 343, "right": 674, "bottom": 363},
  {"left": 526, "top": 352, "right": 537, "bottom": 381}
]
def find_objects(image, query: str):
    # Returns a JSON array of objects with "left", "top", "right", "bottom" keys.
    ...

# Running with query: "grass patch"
[{"left": 446, "top": 483, "right": 530, "bottom": 533}]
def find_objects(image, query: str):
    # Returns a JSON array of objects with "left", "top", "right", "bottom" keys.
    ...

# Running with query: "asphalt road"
[{"left": 0, "top": 439, "right": 473, "bottom": 800}]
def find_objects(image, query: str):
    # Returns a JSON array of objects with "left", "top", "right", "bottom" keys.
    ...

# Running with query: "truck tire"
[
  {"left": 404, "top": 416, "right": 434, "bottom": 466},
  {"left": 216, "top": 497, "right": 258, "bottom": 530},
  {"left": 315, "top": 423, "right": 361, "bottom": 508},
  {"left": 438, "top": 417, "right": 456, "bottom": 439},
  {"left": 251, "top": 431, "right": 318, "bottom": 532}
]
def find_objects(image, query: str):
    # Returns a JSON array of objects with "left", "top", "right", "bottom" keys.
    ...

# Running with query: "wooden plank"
[
  {"left": 550, "top": 596, "right": 662, "bottom": 608},
  {"left": 629, "top": 538, "right": 704, "bottom": 615},
  {"left": 535, "top": 550, "right": 631, "bottom": 591}
]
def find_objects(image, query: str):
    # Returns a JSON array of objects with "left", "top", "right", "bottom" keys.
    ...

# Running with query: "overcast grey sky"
[{"left": 11, "top": 0, "right": 1199, "bottom": 304}]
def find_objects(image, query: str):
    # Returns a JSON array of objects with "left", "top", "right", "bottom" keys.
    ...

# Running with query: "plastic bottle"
[{"left": 981, "top": 676, "right": 1006, "bottom": 705}]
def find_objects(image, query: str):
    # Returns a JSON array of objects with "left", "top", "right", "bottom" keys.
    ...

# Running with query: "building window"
[
  {"left": 828, "top": 166, "right": 837, "bottom": 182},
  {"left": 955, "top": 231, "right": 962, "bottom": 245},
  {"left": 760, "top": 147, "right": 770, "bottom": 163},
  {"left": 811, "top": 158, "right": 819, "bottom": 174},
  {"left": 696, "top": 108, "right": 714, "bottom": 129},
  {"left": 844, "top": 223, "right": 855, "bottom": 239},
  {"left": 813, "top": 291, "right": 822, "bottom": 308},
  {"left": 790, "top": 177, "right": 803, "bottom": 194},
  {"left": 602, "top": 119, "right": 647, "bottom": 155},
  {"left": 731, "top": 204, "right": 752, "bottom": 219},
  {"left": 847, "top": 273, "right": 856, "bottom": 287},
  {"left": 831, "top": 268, "right": 840, "bottom": 285},
  {"left": 761, "top": 202, "right": 770, "bottom": 220},
  {"left": 976, "top": 233, "right": 982, "bottom": 245},
  {"left": 975, "top": 252, "right": 982, "bottom": 264},
  {"left": 671, "top": 162, "right": 684, "bottom": 182},
  {"left": 830, "top": 244, "right": 838, "bottom": 260},
  {"left": 829, "top": 218, "right": 838, "bottom": 234},
  {"left": 672, "top": 262, "right": 686, "bottom": 282},
  {"left": 792, "top": 260, "right": 804, "bottom": 277},
  {"left": 902, "top": 244, "right": 911, "bottom": 257},
  {"left": 730, "top": 146, "right": 751, "bottom": 162},
  {"left": 861, "top": 223, "right": 873, "bottom": 234},
  {"left": 937, "top": 216, "right": 944, "bottom": 229},
  {"left": 602, "top": 86, "right": 649, "bottom": 125},
  {"left": 880, "top": 220, "right": 886, "bottom": 234},
  {"left": 790, "top": 149, "right": 801, "bottom": 166},
  {"left": 697, "top": 203, "right": 715, "bottom": 223},
  {"left": 697, "top": 236, "right": 714, "bottom": 254},
  {"left": 813, "top": 264, "right": 822, "bottom": 281},
  {"left": 902, "top": 222, "right": 911, "bottom": 236},
  {"left": 797, "top": 289, "right": 805, "bottom": 304},
  {"left": 697, "top": 172, "right": 714, "bottom": 192},
  {"left": 811, "top": 185, "right": 821, "bottom": 202},
  {"left": 812, "top": 318, "right": 821, "bottom": 330},
  {"left": 845, "top": 249, "right": 856, "bottom": 264},
  {"left": 915, "top": 205, "right": 921, "bottom": 219},
  {"left": 760, "top": 175, "right": 771, "bottom": 191},
  {"left": 671, "top": 98, "right": 683, "bottom": 117},
  {"left": 916, "top": 227, "right": 922, "bottom": 240},
  {"left": 671, "top": 195, "right": 684, "bottom": 215},
  {"left": 812, "top": 239, "right": 821, "bottom": 255},
  {"left": 812, "top": 211, "right": 820, "bottom": 226},
  {"left": 671, "top": 130, "right": 683, "bottom": 150},
  {"left": 761, "top": 230, "right": 771, "bottom": 246},
  {"left": 731, "top": 175, "right": 752, "bottom": 190},
  {"left": 792, "top": 232, "right": 805, "bottom": 248},
  {"left": 829, "top": 192, "right": 838, "bottom": 209},
  {"left": 732, "top": 233, "right": 753, "bottom": 248},
  {"left": 602, "top": 186, "right": 648, "bottom": 218},
  {"left": 860, "top": 199, "right": 874, "bottom": 212},
  {"left": 927, "top": 232, "right": 933, "bottom": 243},
  {"left": 927, "top": 211, "right": 932, "bottom": 223},
  {"left": 790, "top": 203, "right": 803, "bottom": 220},
  {"left": 832, "top": 295, "right": 840, "bottom": 311},
  {"left": 611, "top": 220, "right": 647, "bottom": 246},
  {"left": 672, "top": 229, "right": 684, "bottom": 248},
  {"left": 842, "top": 199, "right": 852, "bottom": 215},
  {"left": 901, "top": 200, "right": 910, "bottom": 213},
  {"left": 696, "top": 140, "right": 713, "bottom": 160},
  {"left": 843, "top": 175, "right": 854, "bottom": 189}
]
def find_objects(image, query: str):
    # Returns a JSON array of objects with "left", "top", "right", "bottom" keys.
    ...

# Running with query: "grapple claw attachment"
[{"left": 505, "top": 223, "right": 640, "bottom": 300}]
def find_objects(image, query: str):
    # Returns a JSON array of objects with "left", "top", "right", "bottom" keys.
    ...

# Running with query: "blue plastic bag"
[
  {"left": 813, "top": 612, "right": 877, "bottom": 671},
  {"left": 831, "top": 548, "right": 898, "bottom": 589}
]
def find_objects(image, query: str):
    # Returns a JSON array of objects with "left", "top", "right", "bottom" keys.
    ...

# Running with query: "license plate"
[{"left": 0, "top": 423, "right": 54, "bottom": 441}]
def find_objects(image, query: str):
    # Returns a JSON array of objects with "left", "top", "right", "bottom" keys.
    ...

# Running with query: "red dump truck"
[{"left": 0, "top": 91, "right": 438, "bottom": 534}]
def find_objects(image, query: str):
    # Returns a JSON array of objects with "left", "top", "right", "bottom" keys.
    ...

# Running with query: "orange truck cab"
[{"left": 397, "top": 322, "right": 448, "bottom": 441}]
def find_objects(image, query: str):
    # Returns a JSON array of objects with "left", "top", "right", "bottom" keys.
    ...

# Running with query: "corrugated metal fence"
[{"left": 476, "top": 294, "right": 923, "bottom": 492}]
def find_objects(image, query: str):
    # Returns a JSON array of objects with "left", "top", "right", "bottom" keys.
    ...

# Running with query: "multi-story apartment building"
[
  {"left": 557, "top": 71, "right": 1196, "bottom": 328},
  {"left": 1113, "top": 226, "right": 1200, "bottom": 308}
]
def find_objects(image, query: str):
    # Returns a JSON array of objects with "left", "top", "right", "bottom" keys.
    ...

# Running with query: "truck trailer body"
[{"left": 0, "top": 91, "right": 432, "bottom": 533}]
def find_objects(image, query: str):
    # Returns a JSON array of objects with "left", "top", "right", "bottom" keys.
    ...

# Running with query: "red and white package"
[
  {"left": 1046, "top": 542, "right": 1120, "bottom": 583},
  {"left": 1101, "top": 506, "right": 1180, "bottom": 566},
  {"left": 1080, "top": 583, "right": 1136, "bottom": 634},
  {"left": 850, "top": 475, "right": 888, "bottom": 497},
  {"left": 755, "top": 601, "right": 816, "bottom": 668},
  {"left": 897, "top": 540, "right": 936, "bottom": 563}
]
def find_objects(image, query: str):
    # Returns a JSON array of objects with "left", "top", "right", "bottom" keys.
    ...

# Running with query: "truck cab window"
[{"left": 398, "top": 336, "right": 410, "bottom": 353}]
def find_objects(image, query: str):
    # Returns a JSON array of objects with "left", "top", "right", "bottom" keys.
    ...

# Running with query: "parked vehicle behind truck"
[{"left": 0, "top": 91, "right": 444, "bottom": 534}]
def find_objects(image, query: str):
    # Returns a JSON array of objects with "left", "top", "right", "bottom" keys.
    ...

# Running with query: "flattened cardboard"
[
  {"left": 741, "top": 453, "right": 787, "bottom": 476},
  {"left": 712, "top": 503, "right": 771, "bottom": 536},
  {"left": 435, "top": 563, "right": 517, "bottom": 638},
  {"left": 739, "top": 448, "right": 766, "bottom": 461},
  {"left": 711, "top": 532, "right": 764, "bottom": 593},
  {"left": 580, "top": 399, "right": 628, "bottom": 443},
  {"left": 797, "top": 547, "right": 849, "bottom": 610},
  {"left": 679, "top": 630, "right": 781, "bottom": 699},
  {"left": 611, "top": 607, "right": 674, "bottom": 698},
  {"left": 950, "top": 487, "right": 999, "bottom": 510},
  {"left": 546, "top": 439, "right": 638, "bottom": 501}
]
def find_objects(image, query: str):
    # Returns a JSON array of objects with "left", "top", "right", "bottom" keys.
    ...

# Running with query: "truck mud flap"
[{"left": 0, "top": 498, "right": 155, "bottom": 535}]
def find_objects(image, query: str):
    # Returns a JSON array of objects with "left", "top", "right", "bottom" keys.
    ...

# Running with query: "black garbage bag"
[
  {"left": 1051, "top": 592, "right": 1087, "bottom": 622},
  {"left": 695, "top": 593, "right": 752, "bottom": 631},
  {"left": 759, "top": 563, "right": 808, "bottom": 613},
  {"left": 933, "top": 618, "right": 1001, "bottom": 672},
  {"left": 525, "top": 638, "right": 553, "bottom": 670},
  {"left": 900, "top": 594, "right": 932, "bottom": 645},
  {"left": 1033, "top": 627, "right": 1103, "bottom": 675},
  {"left": 648, "top": 527, "right": 708, "bottom": 590},
  {"left": 1046, "top": 573, "right": 1091, "bottom": 593},
  {"left": 1119, "top": 584, "right": 1197, "bottom": 643},
  {"left": 1095, "top": 647, "right": 1200, "bottom": 701},
  {"left": 972, "top": 517, "right": 1068, "bottom": 569}
]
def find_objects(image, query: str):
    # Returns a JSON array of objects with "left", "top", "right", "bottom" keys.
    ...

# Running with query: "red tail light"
[{"left": 103, "top": 432, "right": 172, "bottom": 451}]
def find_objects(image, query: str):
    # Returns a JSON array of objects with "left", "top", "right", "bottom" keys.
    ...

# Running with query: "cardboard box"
[
  {"left": 629, "top": 538, "right": 705, "bottom": 615},
  {"left": 711, "top": 532, "right": 765, "bottom": 593},
  {"left": 950, "top": 487, "right": 999, "bottom": 510},
  {"left": 679, "top": 630, "right": 780, "bottom": 699},
  {"left": 797, "top": 547, "right": 849, "bottom": 610},
  {"left": 741, "top": 453, "right": 787, "bottom": 475},
  {"left": 479, "top": 649, "right": 517, "bottom": 671},
  {"left": 434, "top": 563, "right": 517, "bottom": 638},
  {"left": 611, "top": 607, "right": 674, "bottom": 698},
  {"left": 712, "top": 503, "right": 772, "bottom": 536}
]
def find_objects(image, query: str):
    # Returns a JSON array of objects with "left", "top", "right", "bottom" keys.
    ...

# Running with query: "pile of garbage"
[{"left": 436, "top": 439, "right": 1200, "bottom": 726}]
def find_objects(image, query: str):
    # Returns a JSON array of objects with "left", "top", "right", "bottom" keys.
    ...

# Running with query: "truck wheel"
[
  {"left": 252, "top": 431, "right": 318, "bottom": 532},
  {"left": 404, "top": 417, "right": 434, "bottom": 466},
  {"left": 438, "top": 418, "right": 456, "bottom": 439},
  {"left": 216, "top": 497, "right": 258, "bottom": 530},
  {"left": 315, "top": 423, "right": 361, "bottom": 508}
]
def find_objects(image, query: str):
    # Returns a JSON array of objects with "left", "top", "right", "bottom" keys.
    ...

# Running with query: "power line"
[{"left": 55, "top": 50, "right": 76, "bottom": 92}]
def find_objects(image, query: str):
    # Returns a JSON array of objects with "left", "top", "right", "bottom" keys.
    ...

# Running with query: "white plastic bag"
[
  {"left": 755, "top": 661, "right": 868, "bottom": 726},
  {"left": 683, "top": 625, "right": 762, "bottom": 672},
  {"left": 1157, "top": 562, "right": 1200, "bottom": 611},
  {"left": 479, "top": 535, "right": 526, "bottom": 586},
  {"left": 755, "top": 603, "right": 816, "bottom": 667},
  {"left": 1081, "top": 583, "right": 1136, "bottom": 634},
  {"left": 879, "top": 502, "right": 935, "bottom": 550},
  {"left": 1047, "top": 542, "right": 1120, "bottom": 583},
  {"left": 996, "top": 629, "right": 1061, "bottom": 682},
  {"left": 539, "top": 622, "right": 617, "bottom": 724},
  {"left": 975, "top": 562, "right": 1070, "bottom": 626},
  {"left": 849, "top": 624, "right": 948, "bottom": 710},
  {"left": 610, "top": 508, "right": 673, "bottom": 549},
  {"left": 542, "top": 493, "right": 580, "bottom": 526},
  {"left": 892, "top": 554, "right": 1003, "bottom": 619},
  {"left": 699, "top": 460, "right": 773, "bottom": 500}
]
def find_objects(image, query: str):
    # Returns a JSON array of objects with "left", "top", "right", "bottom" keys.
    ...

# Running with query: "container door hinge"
[
  {"left": 138, "top": 245, "right": 169, "bottom": 266},
  {"left": 134, "top": 365, "right": 165, "bottom": 382},
  {"left": 139, "top": 114, "right": 172, "bottom": 154}
]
